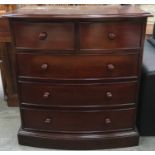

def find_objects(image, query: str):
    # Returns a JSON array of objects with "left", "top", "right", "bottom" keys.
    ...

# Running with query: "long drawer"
[
  {"left": 17, "top": 53, "right": 139, "bottom": 80},
  {"left": 19, "top": 81, "right": 137, "bottom": 107},
  {"left": 21, "top": 108, "right": 136, "bottom": 133}
]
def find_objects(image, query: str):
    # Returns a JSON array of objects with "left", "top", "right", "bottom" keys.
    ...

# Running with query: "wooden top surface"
[{"left": 3, "top": 5, "right": 152, "bottom": 19}]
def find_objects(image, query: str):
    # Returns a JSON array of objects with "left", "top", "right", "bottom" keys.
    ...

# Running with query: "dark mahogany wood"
[
  {"left": 21, "top": 108, "right": 136, "bottom": 133},
  {"left": 0, "top": 17, "right": 19, "bottom": 106},
  {"left": 4, "top": 5, "right": 151, "bottom": 149},
  {"left": 0, "top": 17, "right": 11, "bottom": 42},
  {"left": 12, "top": 21, "right": 74, "bottom": 50},
  {"left": 19, "top": 81, "right": 137, "bottom": 108},
  {"left": 18, "top": 129, "right": 139, "bottom": 150},
  {"left": 16, "top": 53, "right": 139, "bottom": 80},
  {"left": 80, "top": 21, "right": 142, "bottom": 49},
  {"left": 4, "top": 5, "right": 151, "bottom": 19}
]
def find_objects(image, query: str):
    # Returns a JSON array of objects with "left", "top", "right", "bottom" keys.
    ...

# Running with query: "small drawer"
[
  {"left": 80, "top": 22, "right": 142, "bottom": 49},
  {"left": 21, "top": 108, "right": 136, "bottom": 133},
  {"left": 17, "top": 53, "right": 139, "bottom": 80},
  {"left": 19, "top": 81, "right": 137, "bottom": 107},
  {"left": 12, "top": 21, "right": 74, "bottom": 50}
]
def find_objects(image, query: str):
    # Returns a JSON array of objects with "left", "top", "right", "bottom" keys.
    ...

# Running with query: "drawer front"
[
  {"left": 20, "top": 81, "right": 137, "bottom": 107},
  {"left": 12, "top": 21, "right": 74, "bottom": 50},
  {"left": 17, "top": 53, "right": 139, "bottom": 80},
  {"left": 22, "top": 108, "right": 135, "bottom": 132},
  {"left": 80, "top": 22, "right": 142, "bottom": 49}
]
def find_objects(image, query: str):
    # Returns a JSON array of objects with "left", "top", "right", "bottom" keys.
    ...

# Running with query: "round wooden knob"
[
  {"left": 105, "top": 118, "right": 111, "bottom": 124},
  {"left": 43, "top": 92, "right": 50, "bottom": 98},
  {"left": 44, "top": 118, "right": 52, "bottom": 124},
  {"left": 106, "top": 92, "right": 112, "bottom": 99},
  {"left": 108, "top": 32, "right": 116, "bottom": 40},
  {"left": 39, "top": 32, "right": 47, "bottom": 40},
  {"left": 107, "top": 64, "right": 115, "bottom": 71},
  {"left": 41, "top": 63, "right": 48, "bottom": 70}
]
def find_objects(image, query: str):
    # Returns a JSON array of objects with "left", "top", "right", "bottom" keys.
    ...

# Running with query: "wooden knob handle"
[
  {"left": 107, "top": 64, "right": 115, "bottom": 71},
  {"left": 39, "top": 32, "right": 47, "bottom": 40},
  {"left": 41, "top": 63, "right": 48, "bottom": 70},
  {"left": 44, "top": 118, "right": 52, "bottom": 124},
  {"left": 108, "top": 32, "right": 116, "bottom": 40},
  {"left": 43, "top": 92, "right": 50, "bottom": 98},
  {"left": 106, "top": 92, "right": 112, "bottom": 99},
  {"left": 105, "top": 118, "right": 111, "bottom": 124}
]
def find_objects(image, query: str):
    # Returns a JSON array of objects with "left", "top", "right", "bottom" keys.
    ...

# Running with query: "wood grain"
[
  {"left": 21, "top": 108, "right": 136, "bottom": 133},
  {"left": 16, "top": 53, "right": 139, "bottom": 80},
  {"left": 12, "top": 22, "right": 74, "bottom": 50},
  {"left": 19, "top": 81, "right": 137, "bottom": 108}
]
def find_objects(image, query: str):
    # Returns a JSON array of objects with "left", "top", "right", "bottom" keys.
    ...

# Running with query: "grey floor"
[{"left": 0, "top": 77, "right": 155, "bottom": 151}]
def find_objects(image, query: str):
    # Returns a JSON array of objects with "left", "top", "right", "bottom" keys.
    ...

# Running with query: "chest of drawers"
[{"left": 4, "top": 5, "right": 151, "bottom": 149}]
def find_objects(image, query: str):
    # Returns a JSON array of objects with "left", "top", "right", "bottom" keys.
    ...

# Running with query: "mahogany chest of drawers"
[{"left": 4, "top": 5, "right": 151, "bottom": 149}]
